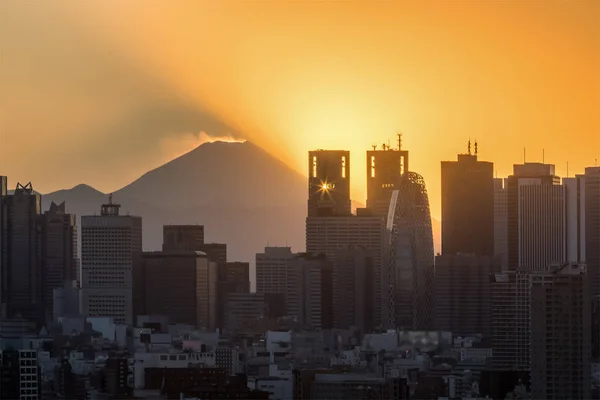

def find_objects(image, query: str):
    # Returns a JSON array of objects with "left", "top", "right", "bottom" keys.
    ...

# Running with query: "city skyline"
[{"left": 1, "top": 1, "right": 599, "bottom": 220}]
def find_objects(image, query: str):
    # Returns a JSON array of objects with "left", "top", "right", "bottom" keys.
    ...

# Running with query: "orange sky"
[{"left": 1, "top": 1, "right": 598, "bottom": 218}]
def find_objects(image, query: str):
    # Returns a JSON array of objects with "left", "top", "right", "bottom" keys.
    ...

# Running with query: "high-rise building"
[
  {"left": 506, "top": 163, "right": 565, "bottom": 271},
  {"left": 584, "top": 167, "right": 600, "bottom": 298},
  {"left": 366, "top": 137, "right": 409, "bottom": 217},
  {"left": 307, "top": 150, "right": 351, "bottom": 217},
  {"left": 434, "top": 254, "right": 501, "bottom": 337},
  {"left": 218, "top": 262, "right": 250, "bottom": 329},
  {"left": 286, "top": 253, "right": 332, "bottom": 329},
  {"left": 162, "top": 225, "right": 204, "bottom": 251},
  {"left": 333, "top": 245, "right": 374, "bottom": 333},
  {"left": 3, "top": 182, "right": 42, "bottom": 324},
  {"left": 385, "top": 172, "right": 435, "bottom": 330},
  {"left": 441, "top": 146, "right": 494, "bottom": 256},
  {"left": 493, "top": 178, "right": 508, "bottom": 269},
  {"left": 491, "top": 263, "right": 591, "bottom": 399},
  {"left": 39, "top": 201, "right": 77, "bottom": 323},
  {"left": 80, "top": 196, "right": 142, "bottom": 325},
  {"left": 256, "top": 247, "right": 294, "bottom": 296},
  {"left": 306, "top": 215, "right": 384, "bottom": 328},
  {"left": 0, "top": 176, "right": 7, "bottom": 312},
  {"left": 529, "top": 263, "right": 591, "bottom": 399},
  {"left": 138, "top": 251, "right": 218, "bottom": 329}
]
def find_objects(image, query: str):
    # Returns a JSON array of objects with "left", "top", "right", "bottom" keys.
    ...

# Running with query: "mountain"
[
  {"left": 42, "top": 141, "right": 442, "bottom": 265},
  {"left": 42, "top": 141, "right": 307, "bottom": 264}
]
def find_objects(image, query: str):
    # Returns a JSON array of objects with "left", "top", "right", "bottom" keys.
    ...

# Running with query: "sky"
[{"left": 1, "top": 1, "right": 598, "bottom": 219}]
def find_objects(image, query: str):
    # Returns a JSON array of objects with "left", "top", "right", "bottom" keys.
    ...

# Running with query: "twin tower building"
[{"left": 305, "top": 137, "right": 434, "bottom": 332}]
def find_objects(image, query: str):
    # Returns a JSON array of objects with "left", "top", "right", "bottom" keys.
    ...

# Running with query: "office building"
[
  {"left": 138, "top": 251, "right": 218, "bottom": 329},
  {"left": 491, "top": 263, "right": 591, "bottom": 399},
  {"left": 256, "top": 247, "right": 294, "bottom": 296},
  {"left": 80, "top": 196, "right": 142, "bottom": 325},
  {"left": 286, "top": 253, "right": 332, "bottom": 329},
  {"left": 434, "top": 254, "right": 501, "bottom": 337},
  {"left": 385, "top": 172, "right": 435, "bottom": 330},
  {"left": 39, "top": 201, "right": 77, "bottom": 323},
  {"left": 333, "top": 245, "right": 374, "bottom": 333},
  {"left": 306, "top": 215, "right": 384, "bottom": 328},
  {"left": 3, "top": 182, "right": 42, "bottom": 324},
  {"left": 366, "top": 136, "right": 409, "bottom": 216},
  {"left": 0, "top": 349, "right": 40, "bottom": 400},
  {"left": 494, "top": 178, "right": 508, "bottom": 269},
  {"left": 585, "top": 167, "right": 600, "bottom": 298},
  {"left": 218, "top": 261, "right": 250, "bottom": 329},
  {"left": 529, "top": 263, "right": 591, "bottom": 399},
  {"left": 223, "top": 292, "right": 274, "bottom": 335},
  {"left": 506, "top": 163, "right": 565, "bottom": 271},
  {"left": 307, "top": 150, "right": 351, "bottom": 217},
  {"left": 441, "top": 145, "right": 494, "bottom": 256},
  {"left": 162, "top": 224, "right": 204, "bottom": 251}
]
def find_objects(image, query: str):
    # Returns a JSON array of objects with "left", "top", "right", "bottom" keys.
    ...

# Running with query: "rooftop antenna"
[
  {"left": 524, "top": 148, "right": 526, "bottom": 163},
  {"left": 474, "top": 140, "right": 478, "bottom": 156},
  {"left": 467, "top": 139, "right": 471, "bottom": 155},
  {"left": 372, "top": 144, "right": 377, "bottom": 151},
  {"left": 595, "top": 158, "right": 598, "bottom": 167},
  {"left": 397, "top": 132, "right": 403, "bottom": 151},
  {"left": 543, "top": 149, "right": 545, "bottom": 164},
  {"left": 382, "top": 143, "right": 387, "bottom": 151}
]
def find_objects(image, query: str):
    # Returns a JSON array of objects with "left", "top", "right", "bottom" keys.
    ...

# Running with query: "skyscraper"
[
  {"left": 506, "top": 163, "right": 564, "bottom": 271},
  {"left": 39, "top": 201, "right": 77, "bottom": 324},
  {"left": 333, "top": 245, "right": 374, "bottom": 334},
  {"left": 306, "top": 215, "right": 384, "bottom": 327},
  {"left": 286, "top": 253, "right": 332, "bottom": 329},
  {"left": 80, "top": 196, "right": 142, "bottom": 325},
  {"left": 584, "top": 167, "right": 600, "bottom": 298},
  {"left": 307, "top": 150, "right": 351, "bottom": 217},
  {"left": 441, "top": 145, "right": 494, "bottom": 256},
  {"left": 385, "top": 173, "right": 435, "bottom": 330},
  {"left": 3, "top": 182, "right": 42, "bottom": 324},
  {"left": 366, "top": 136, "right": 409, "bottom": 217},
  {"left": 493, "top": 178, "right": 508, "bottom": 269}
]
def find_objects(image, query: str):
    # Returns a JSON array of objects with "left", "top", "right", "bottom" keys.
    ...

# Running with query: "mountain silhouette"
[
  {"left": 42, "top": 141, "right": 307, "bottom": 267},
  {"left": 42, "top": 141, "right": 442, "bottom": 273}
]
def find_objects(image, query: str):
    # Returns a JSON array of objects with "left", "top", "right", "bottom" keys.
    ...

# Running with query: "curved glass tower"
[{"left": 385, "top": 171, "right": 435, "bottom": 330}]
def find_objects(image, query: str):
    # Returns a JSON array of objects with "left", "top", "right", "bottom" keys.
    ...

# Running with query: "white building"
[
  {"left": 80, "top": 197, "right": 142, "bottom": 325},
  {"left": 0, "top": 349, "right": 39, "bottom": 400}
]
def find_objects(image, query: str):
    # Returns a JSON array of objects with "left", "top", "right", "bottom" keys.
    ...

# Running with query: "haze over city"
[{"left": 2, "top": 1, "right": 599, "bottom": 219}]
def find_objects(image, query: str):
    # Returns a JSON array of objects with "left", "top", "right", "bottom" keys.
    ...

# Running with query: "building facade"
[
  {"left": 441, "top": 149, "right": 494, "bottom": 256},
  {"left": 307, "top": 150, "right": 351, "bottom": 217},
  {"left": 80, "top": 197, "right": 142, "bottom": 325}
]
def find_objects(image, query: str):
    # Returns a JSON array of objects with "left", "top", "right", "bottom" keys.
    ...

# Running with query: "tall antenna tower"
[{"left": 397, "top": 132, "right": 403, "bottom": 151}]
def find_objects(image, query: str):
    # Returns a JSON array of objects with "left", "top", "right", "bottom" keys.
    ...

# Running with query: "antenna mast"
[
  {"left": 397, "top": 132, "right": 403, "bottom": 151},
  {"left": 474, "top": 140, "right": 478, "bottom": 156}
]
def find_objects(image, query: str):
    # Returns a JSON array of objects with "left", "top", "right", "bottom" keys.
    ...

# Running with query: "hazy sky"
[{"left": 1, "top": 1, "right": 598, "bottom": 218}]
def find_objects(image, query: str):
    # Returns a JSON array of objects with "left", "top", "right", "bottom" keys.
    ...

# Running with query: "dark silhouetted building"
[
  {"left": 385, "top": 172, "right": 435, "bottom": 330},
  {"left": 0, "top": 349, "right": 40, "bottom": 400},
  {"left": 441, "top": 146, "right": 494, "bottom": 256},
  {"left": 218, "top": 262, "right": 250, "bottom": 329},
  {"left": 3, "top": 182, "right": 42, "bottom": 324},
  {"left": 333, "top": 245, "right": 374, "bottom": 333},
  {"left": 39, "top": 201, "right": 77, "bottom": 324},
  {"left": 162, "top": 224, "right": 204, "bottom": 251},
  {"left": 287, "top": 253, "right": 332, "bottom": 329},
  {"left": 307, "top": 150, "right": 351, "bottom": 217},
  {"left": 584, "top": 167, "right": 600, "bottom": 299},
  {"left": 366, "top": 138, "right": 409, "bottom": 217},
  {"left": 139, "top": 251, "right": 218, "bottom": 329},
  {"left": 434, "top": 254, "right": 501, "bottom": 337}
]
